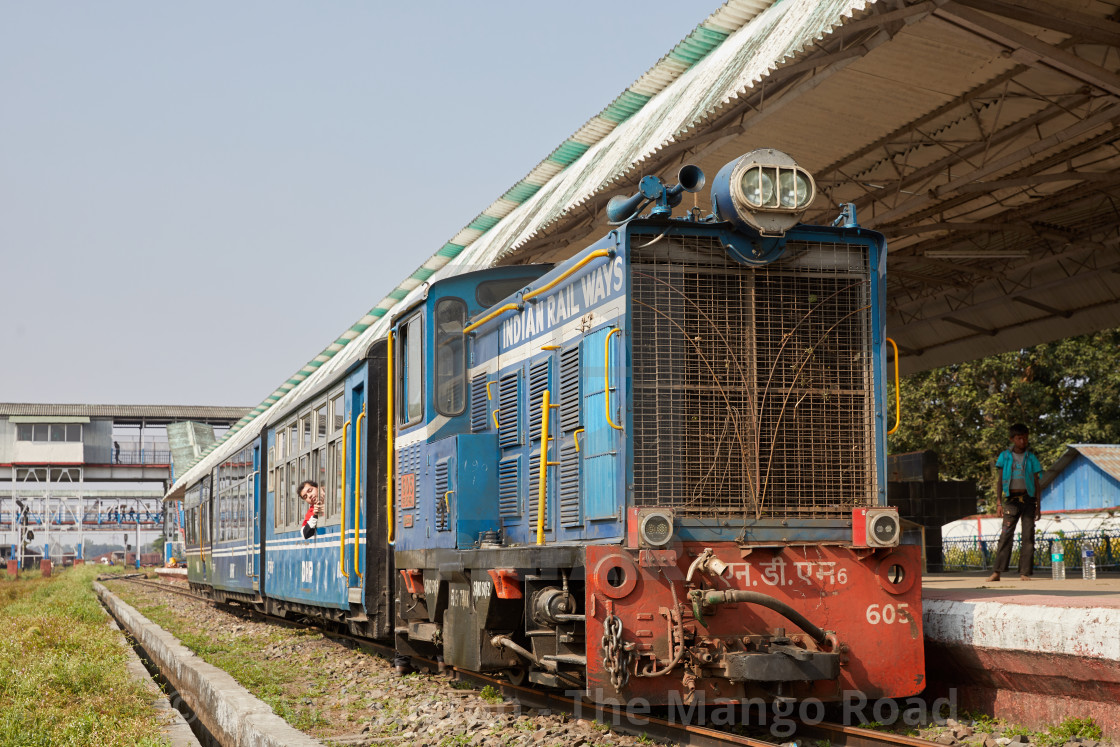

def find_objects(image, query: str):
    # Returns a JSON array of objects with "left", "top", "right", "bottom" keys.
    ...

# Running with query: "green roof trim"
[
  {"left": 548, "top": 140, "right": 591, "bottom": 166},
  {"left": 174, "top": 3, "right": 766, "bottom": 491},
  {"left": 468, "top": 215, "right": 501, "bottom": 232},
  {"left": 668, "top": 26, "right": 729, "bottom": 65},
  {"left": 503, "top": 182, "right": 542, "bottom": 203},
  {"left": 600, "top": 90, "right": 653, "bottom": 124}
]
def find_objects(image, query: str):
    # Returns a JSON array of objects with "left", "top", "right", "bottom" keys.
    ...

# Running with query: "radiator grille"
[{"left": 630, "top": 233, "right": 875, "bottom": 519}]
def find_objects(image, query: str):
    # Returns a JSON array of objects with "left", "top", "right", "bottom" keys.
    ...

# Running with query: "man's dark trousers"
[{"left": 992, "top": 495, "right": 1036, "bottom": 576}]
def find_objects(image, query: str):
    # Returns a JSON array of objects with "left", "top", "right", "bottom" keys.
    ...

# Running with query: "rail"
[
  {"left": 340, "top": 420, "right": 350, "bottom": 580},
  {"left": 354, "top": 407, "right": 365, "bottom": 583},
  {"left": 387, "top": 331, "right": 395, "bottom": 545},
  {"left": 536, "top": 390, "right": 560, "bottom": 545},
  {"left": 886, "top": 337, "right": 900, "bottom": 435},
  {"left": 111, "top": 449, "right": 173, "bottom": 465},
  {"left": 463, "top": 250, "right": 613, "bottom": 335},
  {"left": 604, "top": 328, "right": 623, "bottom": 431}
]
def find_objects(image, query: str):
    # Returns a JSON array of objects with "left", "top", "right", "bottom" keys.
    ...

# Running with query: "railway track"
[{"left": 104, "top": 575, "right": 938, "bottom": 747}]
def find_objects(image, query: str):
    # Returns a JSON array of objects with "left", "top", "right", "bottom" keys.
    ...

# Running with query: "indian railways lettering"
[{"left": 501, "top": 257, "right": 624, "bottom": 346}]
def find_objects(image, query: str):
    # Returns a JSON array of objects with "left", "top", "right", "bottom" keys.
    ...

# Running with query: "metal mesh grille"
[{"left": 630, "top": 234, "right": 875, "bottom": 519}]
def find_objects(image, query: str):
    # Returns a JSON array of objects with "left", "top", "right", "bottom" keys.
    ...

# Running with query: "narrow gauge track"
[{"left": 105, "top": 575, "right": 939, "bottom": 747}]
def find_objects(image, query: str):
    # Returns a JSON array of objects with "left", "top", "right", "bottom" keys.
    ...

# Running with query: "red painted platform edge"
[{"left": 926, "top": 640, "right": 1120, "bottom": 738}]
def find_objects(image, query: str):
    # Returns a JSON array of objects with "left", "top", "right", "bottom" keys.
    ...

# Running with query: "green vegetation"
[
  {"left": 890, "top": 327, "right": 1120, "bottom": 512},
  {"left": 479, "top": 684, "right": 503, "bottom": 703},
  {"left": 0, "top": 565, "right": 170, "bottom": 747},
  {"left": 108, "top": 583, "right": 332, "bottom": 734},
  {"left": 1045, "top": 717, "right": 1104, "bottom": 744},
  {"left": 949, "top": 713, "right": 1105, "bottom": 747}
]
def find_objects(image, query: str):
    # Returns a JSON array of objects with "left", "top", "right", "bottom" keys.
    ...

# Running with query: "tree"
[{"left": 889, "top": 327, "right": 1120, "bottom": 512}]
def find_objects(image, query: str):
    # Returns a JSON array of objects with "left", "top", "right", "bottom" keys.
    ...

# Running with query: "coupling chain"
[{"left": 600, "top": 614, "right": 630, "bottom": 691}]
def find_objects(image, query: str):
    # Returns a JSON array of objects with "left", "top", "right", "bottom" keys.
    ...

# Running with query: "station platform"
[{"left": 921, "top": 572, "right": 1119, "bottom": 738}]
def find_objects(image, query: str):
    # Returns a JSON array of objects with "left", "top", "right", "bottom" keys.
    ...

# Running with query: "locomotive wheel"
[{"left": 504, "top": 667, "right": 528, "bottom": 687}]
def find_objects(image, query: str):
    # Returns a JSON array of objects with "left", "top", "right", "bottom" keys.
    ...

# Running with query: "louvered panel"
[
  {"left": 559, "top": 346, "right": 580, "bottom": 432},
  {"left": 397, "top": 444, "right": 423, "bottom": 509},
  {"left": 498, "top": 456, "right": 520, "bottom": 517},
  {"left": 498, "top": 373, "right": 521, "bottom": 449},
  {"left": 470, "top": 375, "right": 490, "bottom": 432},
  {"left": 528, "top": 360, "right": 550, "bottom": 442},
  {"left": 559, "top": 443, "right": 581, "bottom": 527},
  {"left": 526, "top": 449, "right": 550, "bottom": 531},
  {"left": 434, "top": 459, "right": 450, "bottom": 532}
]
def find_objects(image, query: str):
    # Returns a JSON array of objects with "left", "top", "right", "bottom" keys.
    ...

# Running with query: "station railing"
[{"left": 942, "top": 530, "right": 1120, "bottom": 571}]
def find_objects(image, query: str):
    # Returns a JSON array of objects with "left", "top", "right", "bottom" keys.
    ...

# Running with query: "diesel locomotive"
[{"left": 176, "top": 148, "right": 924, "bottom": 707}]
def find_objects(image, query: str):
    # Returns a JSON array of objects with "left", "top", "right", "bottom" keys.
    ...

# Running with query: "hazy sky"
[{"left": 1, "top": 2, "right": 712, "bottom": 407}]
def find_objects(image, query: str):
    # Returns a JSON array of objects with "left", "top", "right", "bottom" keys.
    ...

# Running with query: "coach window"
[
  {"left": 301, "top": 414, "right": 312, "bottom": 450},
  {"left": 332, "top": 394, "right": 345, "bottom": 432},
  {"left": 434, "top": 298, "right": 467, "bottom": 416},
  {"left": 326, "top": 439, "right": 340, "bottom": 520},
  {"left": 398, "top": 314, "right": 424, "bottom": 425},
  {"left": 276, "top": 463, "right": 286, "bottom": 529},
  {"left": 316, "top": 404, "right": 327, "bottom": 441},
  {"left": 288, "top": 457, "right": 298, "bottom": 528}
]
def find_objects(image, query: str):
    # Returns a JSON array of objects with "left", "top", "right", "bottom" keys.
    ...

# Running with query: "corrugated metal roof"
[
  {"left": 0, "top": 403, "right": 250, "bottom": 421},
  {"left": 1071, "top": 445, "right": 1120, "bottom": 484},
  {"left": 171, "top": 0, "right": 856, "bottom": 495},
  {"left": 171, "top": 0, "right": 1120, "bottom": 494},
  {"left": 1041, "top": 444, "right": 1120, "bottom": 488}
]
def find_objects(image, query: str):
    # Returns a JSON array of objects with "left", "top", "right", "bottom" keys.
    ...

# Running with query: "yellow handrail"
[
  {"left": 525, "top": 249, "right": 611, "bottom": 302},
  {"left": 463, "top": 249, "right": 613, "bottom": 335},
  {"left": 573, "top": 428, "right": 584, "bottom": 453},
  {"left": 463, "top": 303, "right": 519, "bottom": 335},
  {"left": 387, "top": 332, "right": 395, "bottom": 545},
  {"left": 492, "top": 409, "right": 501, "bottom": 430},
  {"left": 354, "top": 406, "right": 365, "bottom": 583},
  {"left": 340, "top": 419, "right": 350, "bottom": 580},
  {"left": 604, "top": 328, "right": 623, "bottom": 431},
  {"left": 886, "top": 337, "right": 901, "bottom": 436},
  {"left": 536, "top": 390, "right": 561, "bottom": 545}
]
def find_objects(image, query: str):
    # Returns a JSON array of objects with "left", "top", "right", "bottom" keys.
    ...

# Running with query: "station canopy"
[{"left": 169, "top": 0, "right": 1120, "bottom": 492}]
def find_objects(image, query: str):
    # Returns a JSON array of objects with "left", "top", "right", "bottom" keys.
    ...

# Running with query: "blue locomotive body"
[{"left": 179, "top": 150, "right": 924, "bottom": 705}]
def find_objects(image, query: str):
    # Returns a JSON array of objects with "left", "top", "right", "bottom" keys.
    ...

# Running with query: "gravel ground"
[
  {"left": 101, "top": 579, "right": 1114, "bottom": 747},
  {"left": 103, "top": 579, "right": 648, "bottom": 747}
]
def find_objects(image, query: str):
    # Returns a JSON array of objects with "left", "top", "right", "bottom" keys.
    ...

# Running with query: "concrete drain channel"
[{"left": 95, "top": 582, "right": 323, "bottom": 747}]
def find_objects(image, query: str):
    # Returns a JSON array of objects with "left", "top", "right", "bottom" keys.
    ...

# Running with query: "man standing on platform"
[{"left": 988, "top": 423, "right": 1043, "bottom": 582}]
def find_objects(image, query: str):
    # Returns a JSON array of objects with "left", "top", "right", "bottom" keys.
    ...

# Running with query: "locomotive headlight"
[
  {"left": 638, "top": 510, "right": 675, "bottom": 548},
  {"left": 870, "top": 513, "right": 901, "bottom": 546},
  {"left": 712, "top": 148, "right": 816, "bottom": 236},
  {"left": 740, "top": 167, "right": 775, "bottom": 208},
  {"left": 778, "top": 170, "right": 813, "bottom": 209}
]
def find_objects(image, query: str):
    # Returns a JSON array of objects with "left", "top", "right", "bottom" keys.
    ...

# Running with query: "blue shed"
[{"left": 1040, "top": 444, "right": 1120, "bottom": 512}]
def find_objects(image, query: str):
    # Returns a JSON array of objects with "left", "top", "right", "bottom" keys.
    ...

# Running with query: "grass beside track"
[{"left": 0, "top": 565, "right": 170, "bottom": 747}]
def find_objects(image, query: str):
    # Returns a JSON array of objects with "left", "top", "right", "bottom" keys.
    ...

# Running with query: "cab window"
[
  {"left": 434, "top": 298, "right": 467, "bottom": 416},
  {"left": 398, "top": 314, "right": 423, "bottom": 424}
]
